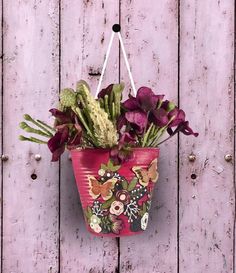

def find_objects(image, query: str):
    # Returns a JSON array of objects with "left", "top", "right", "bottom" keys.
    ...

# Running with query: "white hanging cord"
[
  {"left": 117, "top": 32, "right": 137, "bottom": 96},
  {"left": 95, "top": 31, "right": 115, "bottom": 98},
  {"left": 95, "top": 24, "right": 137, "bottom": 98}
]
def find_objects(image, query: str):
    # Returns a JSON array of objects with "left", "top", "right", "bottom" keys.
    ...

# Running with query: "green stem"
[
  {"left": 72, "top": 106, "right": 99, "bottom": 147},
  {"left": 36, "top": 119, "right": 56, "bottom": 132},
  {"left": 149, "top": 115, "right": 176, "bottom": 147},
  {"left": 24, "top": 114, "right": 53, "bottom": 136},
  {"left": 78, "top": 94, "right": 86, "bottom": 108},
  {"left": 111, "top": 102, "right": 116, "bottom": 122},
  {"left": 142, "top": 123, "right": 154, "bottom": 147},
  {"left": 99, "top": 98, "right": 104, "bottom": 109},
  {"left": 114, "top": 92, "right": 121, "bottom": 117},
  {"left": 20, "top": 122, "right": 51, "bottom": 137},
  {"left": 109, "top": 89, "right": 114, "bottom": 114},
  {"left": 19, "top": 135, "right": 47, "bottom": 144},
  {"left": 156, "top": 135, "right": 173, "bottom": 146},
  {"left": 104, "top": 95, "right": 110, "bottom": 118}
]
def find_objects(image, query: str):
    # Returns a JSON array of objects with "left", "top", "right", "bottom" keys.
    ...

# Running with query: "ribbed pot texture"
[{"left": 71, "top": 148, "right": 160, "bottom": 237}]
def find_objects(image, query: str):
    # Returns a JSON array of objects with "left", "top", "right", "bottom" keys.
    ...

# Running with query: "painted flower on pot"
[
  {"left": 109, "top": 201, "right": 124, "bottom": 216},
  {"left": 115, "top": 190, "right": 130, "bottom": 205},
  {"left": 90, "top": 214, "right": 101, "bottom": 225},
  {"left": 109, "top": 214, "right": 123, "bottom": 234},
  {"left": 90, "top": 222, "right": 102, "bottom": 233},
  {"left": 141, "top": 212, "right": 149, "bottom": 230}
]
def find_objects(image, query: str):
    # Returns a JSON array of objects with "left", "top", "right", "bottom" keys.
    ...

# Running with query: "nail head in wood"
[
  {"left": 112, "top": 24, "right": 121, "bottom": 32},
  {"left": 188, "top": 154, "right": 196, "bottom": 162},
  {"left": 1, "top": 154, "right": 9, "bottom": 162},
  {"left": 224, "top": 154, "right": 232, "bottom": 162},
  {"left": 34, "top": 154, "right": 41, "bottom": 161}
]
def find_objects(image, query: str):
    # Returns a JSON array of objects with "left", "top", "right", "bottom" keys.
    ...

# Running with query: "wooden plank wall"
[{"left": 0, "top": 1, "right": 235, "bottom": 273}]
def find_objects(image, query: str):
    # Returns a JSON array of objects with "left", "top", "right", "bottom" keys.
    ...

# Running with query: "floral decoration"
[
  {"left": 83, "top": 158, "right": 158, "bottom": 235},
  {"left": 19, "top": 81, "right": 198, "bottom": 163}
]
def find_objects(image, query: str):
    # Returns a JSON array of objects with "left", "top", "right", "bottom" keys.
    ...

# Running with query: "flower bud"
[
  {"left": 167, "top": 101, "right": 175, "bottom": 112},
  {"left": 60, "top": 88, "right": 77, "bottom": 107},
  {"left": 19, "top": 122, "right": 28, "bottom": 129},
  {"left": 23, "top": 114, "right": 33, "bottom": 121},
  {"left": 19, "top": 135, "right": 28, "bottom": 141}
]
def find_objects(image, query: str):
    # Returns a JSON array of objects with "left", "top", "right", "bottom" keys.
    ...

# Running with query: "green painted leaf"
[
  {"left": 143, "top": 202, "right": 147, "bottom": 213},
  {"left": 107, "top": 160, "right": 113, "bottom": 169},
  {"left": 84, "top": 207, "right": 93, "bottom": 221},
  {"left": 127, "top": 177, "right": 138, "bottom": 191},
  {"left": 101, "top": 196, "right": 115, "bottom": 209},
  {"left": 101, "top": 163, "right": 108, "bottom": 170},
  {"left": 111, "top": 164, "right": 121, "bottom": 171},
  {"left": 87, "top": 207, "right": 93, "bottom": 218},
  {"left": 122, "top": 180, "right": 128, "bottom": 190}
]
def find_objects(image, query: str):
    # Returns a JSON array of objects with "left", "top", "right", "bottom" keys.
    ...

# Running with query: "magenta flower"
[
  {"left": 150, "top": 108, "right": 169, "bottom": 127},
  {"left": 49, "top": 108, "right": 75, "bottom": 125},
  {"left": 122, "top": 87, "right": 165, "bottom": 134},
  {"left": 109, "top": 214, "right": 123, "bottom": 234},
  {"left": 47, "top": 125, "right": 69, "bottom": 161},
  {"left": 48, "top": 109, "right": 82, "bottom": 161},
  {"left": 125, "top": 111, "right": 148, "bottom": 134},
  {"left": 123, "top": 87, "right": 164, "bottom": 112},
  {"left": 97, "top": 84, "right": 113, "bottom": 99},
  {"left": 167, "top": 121, "right": 198, "bottom": 137}
]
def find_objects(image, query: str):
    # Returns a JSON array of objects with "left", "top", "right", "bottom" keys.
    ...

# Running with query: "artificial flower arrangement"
[{"left": 19, "top": 81, "right": 198, "bottom": 236}]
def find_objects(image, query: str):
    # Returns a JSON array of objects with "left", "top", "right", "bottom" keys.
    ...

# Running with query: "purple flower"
[
  {"left": 48, "top": 125, "right": 69, "bottom": 161},
  {"left": 122, "top": 87, "right": 165, "bottom": 134},
  {"left": 119, "top": 132, "right": 136, "bottom": 145},
  {"left": 97, "top": 84, "right": 113, "bottom": 99},
  {"left": 125, "top": 111, "right": 148, "bottom": 134},
  {"left": 167, "top": 121, "right": 198, "bottom": 137},
  {"left": 49, "top": 108, "right": 75, "bottom": 125},
  {"left": 150, "top": 108, "right": 169, "bottom": 127},
  {"left": 168, "top": 108, "right": 185, "bottom": 127},
  {"left": 48, "top": 109, "right": 82, "bottom": 161},
  {"left": 124, "top": 87, "right": 164, "bottom": 112}
]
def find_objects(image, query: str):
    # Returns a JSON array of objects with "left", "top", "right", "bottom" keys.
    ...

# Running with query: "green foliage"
[
  {"left": 127, "top": 177, "right": 138, "bottom": 191},
  {"left": 100, "top": 160, "right": 121, "bottom": 172},
  {"left": 101, "top": 196, "right": 116, "bottom": 209}
]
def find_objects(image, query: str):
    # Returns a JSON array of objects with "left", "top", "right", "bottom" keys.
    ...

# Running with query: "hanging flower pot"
[
  {"left": 19, "top": 24, "right": 198, "bottom": 237},
  {"left": 71, "top": 148, "right": 159, "bottom": 236}
]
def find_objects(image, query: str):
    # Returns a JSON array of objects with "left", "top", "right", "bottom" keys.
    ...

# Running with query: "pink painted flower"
[
  {"left": 109, "top": 201, "right": 124, "bottom": 216},
  {"left": 141, "top": 212, "right": 149, "bottom": 230},
  {"left": 109, "top": 214, "right": 123, "bottom": 234},
  {"left": 115, "top": 190, "right": 130, "bottom": 205},
  {"left": 90, "top": 222, "right": 102, "bottom": 233}
]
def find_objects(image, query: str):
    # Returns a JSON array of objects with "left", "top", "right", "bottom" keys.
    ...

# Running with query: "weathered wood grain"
[
  {"left": 60, "top": 1, "right": 119, "bottom": 272},
  {"left": 179, "top": 1, "right": 235, "bottom": 272},
  {"left": 0, "top": 0, "right": 235, "bottom": 272},
  {"left": 0, "top": 0, "right": 2, "bottom": 269},
  {"left": 119, "top": 1, "right": 178, "bottom": 272},
  {"left": 2, "top": 1, "right": 60, "bottom": 272}
]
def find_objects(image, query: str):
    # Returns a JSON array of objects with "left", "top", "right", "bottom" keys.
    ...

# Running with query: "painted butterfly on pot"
[{"left": 84, "top": 158, "right": 159, "bottom": 235}]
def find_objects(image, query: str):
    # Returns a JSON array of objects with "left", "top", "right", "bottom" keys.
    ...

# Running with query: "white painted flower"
[
  {"left": 90, "top": 214, "right": 101, "bottom": 225},
  {"left": 141, "top": 212, "right": 149, "bottom": 230},
  {"left": 90, "top": 222, "right": 102, "bottom": 233},
  {"left": 98, "top": 169, "right": 105, "bottom": 176},
  {"left": 109, "top": 201, "right": 124, "bottom": 216}
]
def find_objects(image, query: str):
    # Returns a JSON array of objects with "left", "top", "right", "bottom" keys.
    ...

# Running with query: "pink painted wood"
[
  {"left": 119, "top": 1, "right": 178, "bottom": 272},
  {"left": 0, "top": 0, "right": 235, "bottom": 272},
  {"left": 0, "top": 0, "right": 2, "bottom": 268},
  {"left": 179, "top": 0, "right": 235, "bottom": 272},
  {"left": 2, "top": 1, "right": 60, "bottom": 272},
  {"left": 60, "top": 1, "right": 119, "bottom": 272}
]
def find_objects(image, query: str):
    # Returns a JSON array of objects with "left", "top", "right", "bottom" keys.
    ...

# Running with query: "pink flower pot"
[{"left": 71, "top": 148, "right": 160, "bottom": 237}]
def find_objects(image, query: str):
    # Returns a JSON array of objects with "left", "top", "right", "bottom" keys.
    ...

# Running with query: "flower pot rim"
[{"left": 70, "top": 147, "right": 160, "bottom": 153}]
